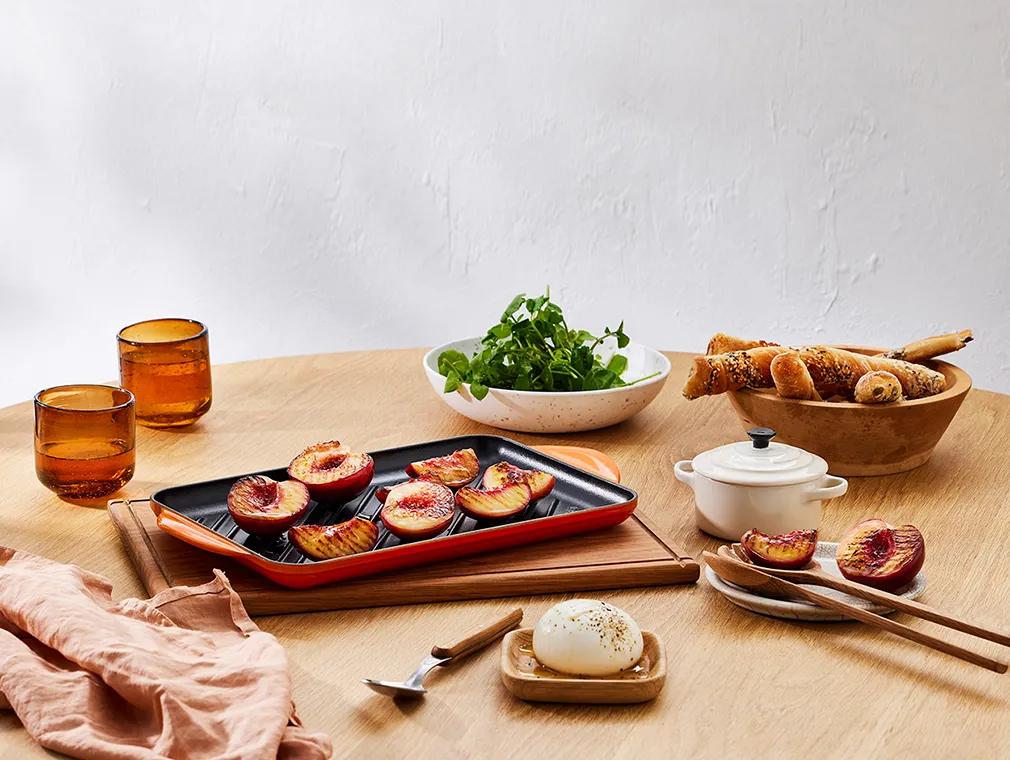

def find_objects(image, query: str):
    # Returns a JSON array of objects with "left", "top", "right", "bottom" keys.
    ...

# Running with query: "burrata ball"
[{"left": 532, "top": 599, "right": 644, "bottom": 676}]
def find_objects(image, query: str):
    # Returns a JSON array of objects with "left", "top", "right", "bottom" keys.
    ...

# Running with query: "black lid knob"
[{"left": 747, "top": 427, "right": 776, "bottom": 449}]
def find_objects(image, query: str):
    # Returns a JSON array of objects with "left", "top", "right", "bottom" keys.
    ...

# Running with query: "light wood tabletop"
[{"left": 1, "top": 349, "right": 1008, "bottom": 759}]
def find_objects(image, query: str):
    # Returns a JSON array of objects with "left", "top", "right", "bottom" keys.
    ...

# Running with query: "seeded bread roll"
[
  {"left": 706, "top": 333, "right": 780, "bottom": 356},
  {"left": 682, "top": 346, "right": 788, "bottom": 399},
  {"left": 770, "top": 352, "right": 822, "bottom": 400},
  {"left": 854, "top": 371, "right": 903, "bottom": 404}
]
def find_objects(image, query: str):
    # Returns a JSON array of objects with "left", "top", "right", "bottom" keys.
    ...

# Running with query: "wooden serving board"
[{"left": 109, "top": 499, "right": 699, "bottom": 616}]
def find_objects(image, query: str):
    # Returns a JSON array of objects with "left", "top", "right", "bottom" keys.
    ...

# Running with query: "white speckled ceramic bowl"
[{"left": 422, "top": 338, "right": 671, "bottom": 433}]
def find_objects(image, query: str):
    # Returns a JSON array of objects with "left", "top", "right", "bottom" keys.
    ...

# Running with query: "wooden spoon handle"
[
  {"left": 812, "top": 572, "right": 1010, "bottom": 648},
  {"left": 431, "top": 608, "right": 523, "bottom": 661},
  {"left": 787, "top": 583, "right": 1007, "bottom": 673}
]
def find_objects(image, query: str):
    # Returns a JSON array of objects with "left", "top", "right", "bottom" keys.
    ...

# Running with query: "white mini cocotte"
[{"left": 674, "top": 428, "right": 848, "bottom": 540}]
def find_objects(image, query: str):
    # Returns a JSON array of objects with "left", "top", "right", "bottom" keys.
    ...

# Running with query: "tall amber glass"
[
  {"left": 118, "top": 318, "right": 212, "bottom": 428},
  {"left": 34, "top": 385, "right": 136, "bottom": 501}
]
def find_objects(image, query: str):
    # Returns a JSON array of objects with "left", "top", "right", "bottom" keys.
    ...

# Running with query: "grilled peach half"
[
  {"left": 288, "top": 517, "right": 379, "bottom": 560},
  {"left": 836, "top": 519, "right": 925, "bottom": 591},
  {"left": 227, "top": 475, "right": 311, "bottom": 535},
  {"left": 481, "top": 461, "right": 556, "bottom": 501},
  {"left": 741, "top": 528, "right": 818, "bottom": 570},
  {"left": 405, "top": 448, "right": 479, "bottom": 488},
  {"left": 288, "top": 440, "right": 374, "bottom": 502},
  {"left": 380, "top": 480, "right": 455, "bottom": 540},
  {"left": 455, "top": 482, "right": 532, "bottom": 520}
]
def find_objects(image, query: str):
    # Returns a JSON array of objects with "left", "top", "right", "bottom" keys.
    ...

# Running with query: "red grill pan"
[{"left": 150, "top": 435, "right": 637, "bottom": 589}]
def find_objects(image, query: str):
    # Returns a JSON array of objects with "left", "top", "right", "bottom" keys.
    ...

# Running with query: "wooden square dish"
[{"left": 499, "top": 628, "right": 666, "bottom": 704}]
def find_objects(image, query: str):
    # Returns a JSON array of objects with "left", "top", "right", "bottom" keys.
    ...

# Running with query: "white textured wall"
[{"left": 2, "top": 1, "right": 1009, "bottom": 408}]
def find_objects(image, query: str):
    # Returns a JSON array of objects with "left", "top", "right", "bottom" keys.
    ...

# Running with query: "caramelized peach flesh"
[
  {"left": 227, "top": 475, "right": 311, "bottom": 535},
  {"left": 481, "top": 461, "right": 556, "bottom": 501},
  {"left": 288, "top": 517, "right": 379, "bottom": 560},
  {"left": 836, "top": 519, "right": 925, "bottom": 591},
  {"left": 380, "top": 480, "right": 455, "bottom": 540},
  {"left": 405, "top": 448, "right": 479, "bottom": 488},
  {"left": 741, "top": 528, "right": 818, "bottom": 570},
  {"left": 288, "top": 440, "right": 374, "bottom": 502},
  {"left": 456, "top": 482, "right": 532, "bottom": 520}
]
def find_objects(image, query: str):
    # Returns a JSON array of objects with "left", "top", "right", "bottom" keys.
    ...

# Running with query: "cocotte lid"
[{"left": 691, "top": 428, "right": 828, "bottom": 486}]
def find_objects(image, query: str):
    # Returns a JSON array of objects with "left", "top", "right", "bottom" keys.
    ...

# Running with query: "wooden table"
[{"left": 1, "top": 350, "right": 1008, "bottom": 758}]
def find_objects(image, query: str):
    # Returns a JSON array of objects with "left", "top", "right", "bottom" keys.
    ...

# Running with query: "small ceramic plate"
[
  {"left": 705, "top": 541, "right": 927, "bottom": 622},
  {"left": 500, "top": 628, "right": 666, "bottom": 703}
]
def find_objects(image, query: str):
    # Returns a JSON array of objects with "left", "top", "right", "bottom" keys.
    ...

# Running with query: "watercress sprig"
[{"left": 438, "top": 289, "right": 658, "bottom": 399}]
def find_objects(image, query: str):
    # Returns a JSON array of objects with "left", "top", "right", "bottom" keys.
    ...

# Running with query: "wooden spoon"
[
  {"left": 704, "top": 551, "right": 1008, "bottom": 673},
  {"left": 723, "top": 543, "right": 1010, "bottom": 648}
]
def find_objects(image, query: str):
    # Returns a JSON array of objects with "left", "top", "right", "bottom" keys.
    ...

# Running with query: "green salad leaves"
[{"left": 437, "top": 289, "right": 657, "bottom": 399}]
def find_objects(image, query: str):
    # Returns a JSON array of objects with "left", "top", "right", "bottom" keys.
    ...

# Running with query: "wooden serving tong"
[{"left": 705, "top": 547, "right": 1010, "bottom": 673}]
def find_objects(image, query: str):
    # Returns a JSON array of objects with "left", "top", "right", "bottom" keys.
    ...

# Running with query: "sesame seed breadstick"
[
  {"left": 862, "top": 355, "right": 946, "bottom": 398},
  {"left": 770, "top": 352, "right": 822, "bottom": 400},
  {"left": 686, "top": 338, "right": 950, "bottom": 402},
  {"left": 881, "top": 329, "right": 973, "bottom": 363},
  {"left": 791, "top": 347, "right": 873, "bottom": 399},
  {"left": 705, "top": 333, "right": 781, "bottom": 356},
  {"left": 681, "top": 346, "right": 788, "bottom": 399},
  {"left": 794, "top": 347, "right": 946, "bottom": 400},
  {"left": 709, "top": 329, "right": 973, "bottom": 366}
]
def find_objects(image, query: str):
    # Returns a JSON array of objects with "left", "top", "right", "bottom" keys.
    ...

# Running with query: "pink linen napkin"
[{"left": 0, "top": 547, "right": 331, "bottom": 759}]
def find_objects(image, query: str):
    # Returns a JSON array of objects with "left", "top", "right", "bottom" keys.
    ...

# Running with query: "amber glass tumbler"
[
  {"left": 118, "top": 318, "right": 212, "bottom": 428},
  {"left": 34, "top": 385, "right": 136, "bottom": 500}
]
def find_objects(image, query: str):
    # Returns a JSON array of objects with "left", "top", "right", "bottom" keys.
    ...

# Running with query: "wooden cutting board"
[{"left": 109, "top": 499, "right": 699, "bottom": 616}]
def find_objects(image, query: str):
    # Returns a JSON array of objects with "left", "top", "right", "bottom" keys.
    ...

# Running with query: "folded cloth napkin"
[{"left": 0, "top": 547, "right": 331, "bottom": 760}]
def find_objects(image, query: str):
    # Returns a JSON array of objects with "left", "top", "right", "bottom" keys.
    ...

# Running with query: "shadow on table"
[{"left": 788, "top": 619, "right": 1006, "bottom": 708}]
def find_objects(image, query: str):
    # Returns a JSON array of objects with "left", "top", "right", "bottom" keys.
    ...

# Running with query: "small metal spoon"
[{"left": 362, "top": 608, "right": 523, "bottom": 698}]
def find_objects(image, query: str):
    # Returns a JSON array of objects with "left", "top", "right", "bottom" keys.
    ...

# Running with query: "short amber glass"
[
  {"left": 34, "top": 385, "right": 136, "bottom": 501},
  {"left": 118, "top": 318, "right": 212, "bottom": 428}
]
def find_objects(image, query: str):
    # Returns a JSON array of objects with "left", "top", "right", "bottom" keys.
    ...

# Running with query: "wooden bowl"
[
  {"left": 727, "top": 347, "right": 972, "bottom": 476},
  {"left": 499, "top": 628, "right": 666, "bottom": 704}
]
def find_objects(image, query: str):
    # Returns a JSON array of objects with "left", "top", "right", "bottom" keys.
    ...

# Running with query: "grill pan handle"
[{"left": 153, "top": 506, "right": 260, "bottom": 561}]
